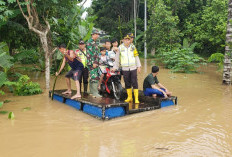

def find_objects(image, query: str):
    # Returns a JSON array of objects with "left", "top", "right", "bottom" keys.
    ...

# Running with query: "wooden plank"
[{"left": 53, "top": 90, "right": 128, "bottom": 108}]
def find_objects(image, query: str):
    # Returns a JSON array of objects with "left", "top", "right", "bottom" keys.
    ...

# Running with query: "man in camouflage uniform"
[{"left": 86, "top": 29, "right": 102, "bottom": 97}]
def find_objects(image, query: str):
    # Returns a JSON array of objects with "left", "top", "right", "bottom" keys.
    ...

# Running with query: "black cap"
[
  {"left": 59, "top": 43, "right": 66, "bottom": 48},
  {"left": 79, "top": 40, "right": 85, "bottom": 44},
  {"left": 127, "top": 33, "right": 134, "bottom": 38},
  {"left": 100, "top": 47, "right": 107, "bottom": 51},
  {"left": 152, "top": 66, "right": 159, "bottom": 73},
  {"left": 124, "top": 34, "right": 131, "bottom": 39}
]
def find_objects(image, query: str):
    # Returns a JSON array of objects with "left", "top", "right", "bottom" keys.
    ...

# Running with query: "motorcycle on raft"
[{"left": 98, "top": 66, "right": 123, "bottom": 100}]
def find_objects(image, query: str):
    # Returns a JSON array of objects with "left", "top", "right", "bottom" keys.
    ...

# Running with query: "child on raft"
[{"left": 98, "top": 47, "right": 109, "bottom": 90}]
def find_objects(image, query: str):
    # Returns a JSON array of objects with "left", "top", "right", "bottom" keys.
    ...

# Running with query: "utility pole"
[
  {"left": 134, "top": 0, "right": 137, "bottom": 39},
  {"left": 144, "top": 0, "right": 147, "bottom": 59}
]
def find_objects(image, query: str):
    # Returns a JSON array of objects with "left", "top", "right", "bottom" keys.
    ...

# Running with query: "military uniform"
[
  {"left": 86, "top": 32, "right": 101, "bottom": 97},
  {"left": 86, "top": 38, "right": 100, "bottom": 80}
]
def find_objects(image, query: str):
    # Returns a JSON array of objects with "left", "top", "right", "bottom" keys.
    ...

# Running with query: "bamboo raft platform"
[{"left": 49, "top": 90, "right": 177, "bottom": 120}]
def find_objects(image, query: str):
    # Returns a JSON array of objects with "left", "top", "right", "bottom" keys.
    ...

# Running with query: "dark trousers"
[
  {"left": 122, "top": 69, "right": 138, "bottom": 89},
  {"left": 80, "top": 67, "right": 89, "bottom": 84}
]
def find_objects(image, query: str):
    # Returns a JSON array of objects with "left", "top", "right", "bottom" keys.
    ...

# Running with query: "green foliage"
[
  {"left": 0, "top": 0, "right": 16, "bottom": 23},
  {"left": 14, "top": 48, "right": 39, "bottom": 64},
  {"left": 0, "top": 101, "right": 8, "bottom": 115},
  {"left": 23, "top": 107, "right": 31, "bottom": 111},
  {"left": 0, "top": 101, "right": 3, "bottom": 108},
  {"left": 0, "top": 111, "right": 8, "bottom": 114},
  {"left": 0, "top": 42, "right": 13, "bottom": 73},
  {"left": 4, "top": 100, "right": 11, "bottom": 103},
  {"left": 0, "top": 71, "right": 8, "bottom": 87},
  {"left": 91, "top": 0, "right": 145, "bottom": 52},
  {"left": 183, "top": 0, "right": 227, "bottom": 56},
  {"left": 147, "top": 0, "right": 182, "bottom": 53},
  {"left": 0, "top": 41, "right": 9, "bottom": 53},
  {"left": 50, "top": 3, "right": 95, "bottom": 49},
  {"left": 0, "top": 42, "right": 10, "bottom": 94},
  {"left": 0, "top": 52, "right": 14, "bottom": 72},
  {"left": 8, "top": 111, "right": 14, "bottom": 119},
  {"left": 208, "top": 52, "right": 224, "bottom": 69},
  {"left": 182, "top": 38, "right": 198, "bottom": 51},
  {"left": 0, "top": 90, "right": 4, "bottom": 95},
  {"left": 4, "top": 75, "right": 42, "bottom": 96},
  {"left": 158, "top": 48, "right": 206, "bottom": 73}
]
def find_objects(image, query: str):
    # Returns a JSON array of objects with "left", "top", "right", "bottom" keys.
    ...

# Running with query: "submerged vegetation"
[
  {"left": 5, "top": 75, "right": 42, "bottom": 96},
  {"left": 208, "top": 53, "right": 225, "bottom": 70},
  {"left": 158, "top": 48, "right": 205, "bottom": 73},
  {"left": 0, "top": 42, "right": 42, "bottom": 96},
  {"left": 157, "top": 38, "right": 206, "bottom": 73}
]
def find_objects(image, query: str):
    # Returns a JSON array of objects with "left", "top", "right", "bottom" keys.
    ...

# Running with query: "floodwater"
[{"left": 0, "top": 59, "right": 232, "bottom": 157}]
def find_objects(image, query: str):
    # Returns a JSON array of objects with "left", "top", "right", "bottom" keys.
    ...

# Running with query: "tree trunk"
[
  {"left": 40, "top": 34, "right": 50, "bottom": 89},
  {"left": 223, "top": 0, "right": 232, "bottom": 85},
  {"left": 17, "top": 0, "right": 52, "bottom": 89}
]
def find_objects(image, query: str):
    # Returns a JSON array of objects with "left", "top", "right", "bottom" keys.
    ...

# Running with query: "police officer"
[{"left": 112, "top": 35, "right": 141, "bottom": 103}]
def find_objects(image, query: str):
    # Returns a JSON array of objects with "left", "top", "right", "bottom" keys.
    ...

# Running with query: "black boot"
[{"left": 84, "top": 83, "right": 88, "bottom": 94}]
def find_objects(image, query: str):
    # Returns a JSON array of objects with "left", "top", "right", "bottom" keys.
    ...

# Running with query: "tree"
[
  {"left": 146, "top": 0, "right": 182, "bottom": 54},
  {"left": 16, "top": 0, "right": 56, "bottom": 89},
  {"left": 15, "top": 0, "right": 90, "bottom": 89},
  {"left": 223, "top": 0, "right": 232, "bottom": 85},
  {"left": 0, "top": 0, "right": 15, "bottom": 27},
  {"left": 90, "top": 0, "right": 144, "bottom": 45}
]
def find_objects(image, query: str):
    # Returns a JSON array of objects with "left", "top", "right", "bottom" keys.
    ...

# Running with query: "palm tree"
[{"left": 223, "top": 0, "right": 232, "bottom": 85}]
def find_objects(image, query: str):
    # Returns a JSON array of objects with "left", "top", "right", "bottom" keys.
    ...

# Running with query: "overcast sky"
[
  {"left": 83, "top": 0, "right": 92, "bottom": 8},
  {"left": 79, "top": 0, "right": 92, "bottom": 19}
]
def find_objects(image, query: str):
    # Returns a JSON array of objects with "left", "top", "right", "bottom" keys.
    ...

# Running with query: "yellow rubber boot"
[
  {"left": 125, "top": 88, "right": 133, "bottom": 103},
  {"left": 134, "top": 89, "right": 140, "bottom": 104}
]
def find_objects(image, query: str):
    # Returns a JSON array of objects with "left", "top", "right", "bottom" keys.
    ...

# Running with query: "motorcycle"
[{"left": 99, "top": 67, "right": 123, "bottom": 100}]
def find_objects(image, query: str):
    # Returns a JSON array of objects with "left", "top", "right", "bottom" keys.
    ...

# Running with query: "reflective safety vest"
[
  {"left": 75, "top": 49, "right": 87, "bottom": 68},
  {"left": 132, "top": 45, "right": 139, "bottom": 57},
  {"left": 119, "top": 44, "right": 136, "bottom": 67}
]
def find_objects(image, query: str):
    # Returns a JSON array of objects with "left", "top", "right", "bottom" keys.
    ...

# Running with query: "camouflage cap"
[
  {"left": 79, "top": 39, "right": 85, "bottom": 44},
  {"left": 91, "top": 29, "right": 100, "bottom": 35}
]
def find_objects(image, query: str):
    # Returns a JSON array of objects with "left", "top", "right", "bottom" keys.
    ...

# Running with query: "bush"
[
  {"left": 5, "top": 75, "right": 42, "bottom": 96},
  {"left": 208, "top": 52, "right": 224, "bottom": 70},
  {"left": 14, "top": 48, "right": 40, "bottom": 64},
  {"left": 158, "top": 48, "right": 206, "bottom": 73}
]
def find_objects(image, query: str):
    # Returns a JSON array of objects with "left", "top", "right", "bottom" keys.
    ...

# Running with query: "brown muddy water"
[{"left": 0, "top": 59, "right": 232, "bottom": 157}]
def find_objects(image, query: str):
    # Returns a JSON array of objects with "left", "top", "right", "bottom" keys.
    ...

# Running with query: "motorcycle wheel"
[{"left": 112, "top": 81, "right": 123, "bottom": 100}]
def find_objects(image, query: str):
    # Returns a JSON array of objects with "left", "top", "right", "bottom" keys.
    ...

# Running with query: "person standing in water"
[{"left": 56, "top": 44, "right": 84, "bottom": 99}]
